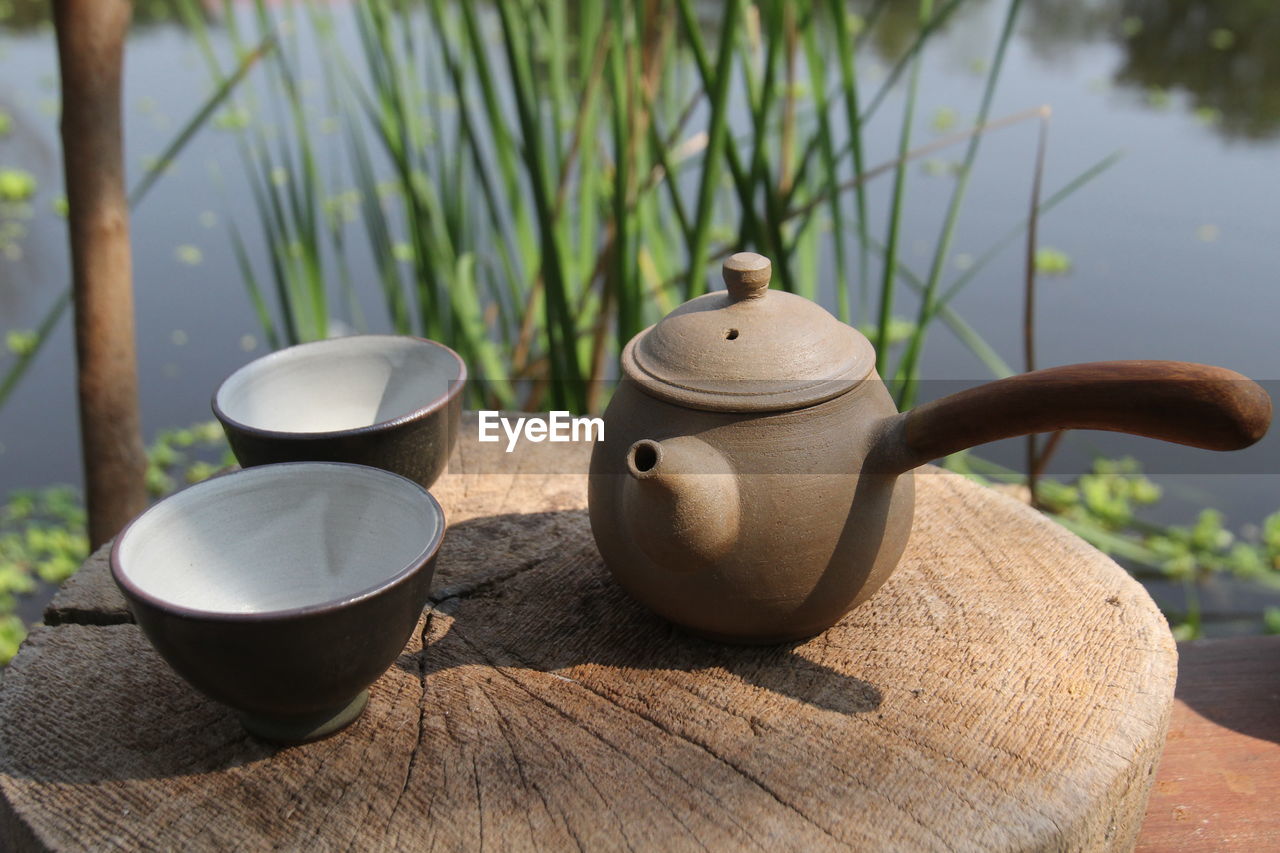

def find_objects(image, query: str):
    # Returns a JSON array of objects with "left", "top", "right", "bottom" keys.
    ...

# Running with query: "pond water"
[{"left": 1, "top": 1, "right": 1278, "bottom": 629}]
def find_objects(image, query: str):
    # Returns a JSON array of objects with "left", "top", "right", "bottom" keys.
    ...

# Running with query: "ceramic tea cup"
[
  {"left": 111, "top": 462, "right": 444, "bottom": 743},
  {"left": 213, "top": 335, "right": 465, "bottom": 488}
]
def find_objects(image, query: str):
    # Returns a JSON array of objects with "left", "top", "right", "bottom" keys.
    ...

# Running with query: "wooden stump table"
[{"left": 0, "top": 416, "right": 1176, "bottom": 851}]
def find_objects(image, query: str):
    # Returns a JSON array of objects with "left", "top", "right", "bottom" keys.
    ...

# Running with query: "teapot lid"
[{"left": 622, "top": 252, "right": 876, "bottom": 412}]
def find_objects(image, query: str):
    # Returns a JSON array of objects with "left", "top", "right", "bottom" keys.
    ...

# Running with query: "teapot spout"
[{"left": 622, "top": 436, "right": 740, "bottom": 572}]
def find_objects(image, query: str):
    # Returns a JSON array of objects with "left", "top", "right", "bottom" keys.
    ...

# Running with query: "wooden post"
[{"left": 52, "top": 0, "right": 148, "bottom": 548}]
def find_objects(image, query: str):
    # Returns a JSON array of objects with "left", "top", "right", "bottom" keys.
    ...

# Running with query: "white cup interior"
[
  {"left": 215, "top": 335, "right": 462, "bottom": 434},
  {"left": 116, "top": 464, "right": 441, "bottom": 615}
]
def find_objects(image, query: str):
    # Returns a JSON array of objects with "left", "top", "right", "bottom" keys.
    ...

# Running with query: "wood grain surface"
[{"left": 0, "top": 415, "right": 1177, "bottom": 851}]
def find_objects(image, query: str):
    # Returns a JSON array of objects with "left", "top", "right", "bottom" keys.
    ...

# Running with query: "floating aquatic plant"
[
  {"left": 5, "top": 330, "right": 37, "bottom": 357},
  {"left": 1208, "top": 28, "right": 1235, "bottom": 51},
  {"left": 1033, "top": 246, "right": 1072, "bottom": 275},
  {"left": 174, "top": 244, "right": 204, "bottom": 265},
  {"left": 0, "top": 169, "right": 36, "bottom": 202}
]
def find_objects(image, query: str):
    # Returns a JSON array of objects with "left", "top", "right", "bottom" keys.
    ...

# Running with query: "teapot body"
[
  {"left": 588, "top": 376, "right": 914, "bottom": 643},
  {"left": 588, "top": 251, "right": 1271, "bottom": 643}
]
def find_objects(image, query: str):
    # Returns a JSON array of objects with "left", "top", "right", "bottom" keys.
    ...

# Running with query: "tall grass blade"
[
  {"left": 129, "top": 36, "right": 276, "bottom": 209},
  {"left": 229, "top": 221, "right": 280, "bottom": 351},
  {"left": 875, "top": 0, "right": 933, "bottom": 374},
  {"left": 1024, "top": 108, "right": 1052, "bottom": 503},
  {"left": 673, "top": 0, "right": 770, "bottom": 267},
  {"left": 934, "top": 149, "right": 1123, "bottom": 311},
  {"left": 684, "top": 0, "right": 741, "bottom": 298},
  {"left": 494, "top": 0, "right": 585, "bottom": 410},
  {"left": 895, "top": 0, "right": 1025, "bottom": 405},
  {"left": 866, "top": 237, "right": 1016, "bottom": 378},
  {"left": 0, "top": 292, "right": 71, "bottom": 410},
  {"left": 825, "top": 0, "right": 870, "bottom": 320}
]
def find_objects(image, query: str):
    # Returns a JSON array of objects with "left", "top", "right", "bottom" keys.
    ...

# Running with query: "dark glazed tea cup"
[
  {"left": 110, "top": 462, "right": 444, "bottom": 743},
  {"left": 213, "top": 335, "right": 465, "bottom": 488}
]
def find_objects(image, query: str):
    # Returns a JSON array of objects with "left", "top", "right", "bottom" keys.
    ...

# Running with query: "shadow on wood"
[
  {"left": 407, "top": 510, "right": 885, "bottom": 718},
  {"left": 1171, "top": 636, "right": 1280, "bottom": 745}
]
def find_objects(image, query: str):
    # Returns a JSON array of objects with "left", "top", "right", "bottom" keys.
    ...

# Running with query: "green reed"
[{"left": 196, "top": 0, "right": 1116, "bottom": 414}]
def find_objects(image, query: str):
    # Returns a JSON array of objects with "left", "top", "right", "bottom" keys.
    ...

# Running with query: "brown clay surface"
[{"left": 0, "top": 414, "right": 1176, "bottom": 851}]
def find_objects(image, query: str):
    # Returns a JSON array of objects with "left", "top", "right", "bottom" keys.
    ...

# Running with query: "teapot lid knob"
[{"left": 723, "top": 252, "right": 771, "bottom": 302}]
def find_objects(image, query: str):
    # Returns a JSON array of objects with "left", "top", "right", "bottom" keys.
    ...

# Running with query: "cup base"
[{"left": 237, "top": 690, "right": 370, "bottom": 744}]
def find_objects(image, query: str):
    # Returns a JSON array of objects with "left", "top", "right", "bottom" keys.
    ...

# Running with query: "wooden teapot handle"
[{"left": 876, "top": 361, "right": 1271, "bottom": 474}]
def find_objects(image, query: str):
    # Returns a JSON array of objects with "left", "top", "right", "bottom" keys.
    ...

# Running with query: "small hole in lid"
[{"left": 725, "top": 329, "right": 739, "bottom": 340}]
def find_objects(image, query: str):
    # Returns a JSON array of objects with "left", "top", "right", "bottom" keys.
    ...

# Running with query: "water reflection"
[
  {"left": 0, "top": 0, "right": 198, "bottom": 31},
  {"left": 4, "top": 0, "right": 1278, "bottom": 141},
  {"left": 1022, "top": 0, "right": 1280, "bottom": 141},
  {"left": 851, "top": 0, "right": 991, "bottom": 64}
]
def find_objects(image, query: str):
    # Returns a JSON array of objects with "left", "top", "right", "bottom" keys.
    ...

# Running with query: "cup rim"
[
  {"left": 210, "top": 334, "right": 467, "bottom": 441},
  {"left": 109, "top": 461, "right": 446, "bottom": 623}
]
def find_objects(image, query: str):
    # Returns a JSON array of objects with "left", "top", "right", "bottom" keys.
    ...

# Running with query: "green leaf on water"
[
  {"left": 1262, "top": 511, "right": 1280, "bottom": 566},
  {"left": 931, "top": 107, "right": 958, "bottom": 133},
  {"left": 1190, "top": 509, "right": 1231, "bottom": 552},
  {"left": 194, "top": 422, "right": 224, "bottom": 444},
  {"left": 37, "top": 550, "right": 82, "bottom": 585},
  {"left": 1208, "top": 29, "right": 1235, "bottom": 51},
  {"left": 0, "top": 615, "right": 25, "bottom": 665},
  {"left": 858, "top": 317, "right": 917, "bottom": 347},
  {"left": 1131, "top": 477, "right": 1162, "bottom": 505},
  {"left": 213, "top": 106, "right": 252, "bottom": 131},
  {"left": 1034, "top": 247, "right": 1072, "bottom": 275},
  {"left": 146, "top": 467, "right": 175, "bottom": 497},
  {"left": 0, "top": 170, "right": 36, "bottom": 202},
  {"left": 5, "top": 330, "right": 37, "bottom": 358},
  {"left": 922, "top": 158, "right": 959, "bottom": 177},
  {"left": 174, "top": 244, "right": 203, "bottom": 266},
  {"left": 1227, "top": 542, "right": 1268, "bottom": 579},
  {"left": 185, "top": 461, "right": 218, "bottom": 484},
  {"left": 1193, "top": 106, "right": 1221, "bottom": 127}
]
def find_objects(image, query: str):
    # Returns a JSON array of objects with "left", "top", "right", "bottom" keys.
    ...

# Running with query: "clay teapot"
[{"left": 587, "top": 252, "right": 1272, "bottom": 644}]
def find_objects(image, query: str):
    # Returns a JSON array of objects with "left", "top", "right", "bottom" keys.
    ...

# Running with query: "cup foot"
[{"left": 237, "top": 690, "right": 369, "bottom": 744}]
